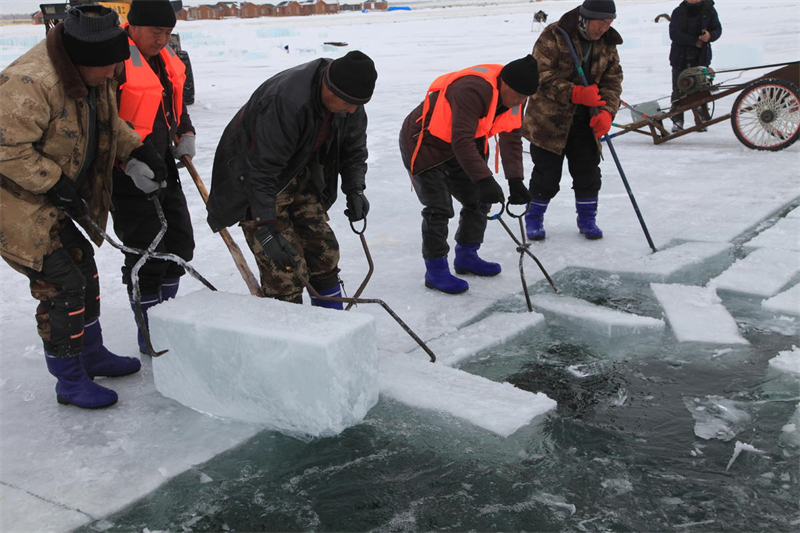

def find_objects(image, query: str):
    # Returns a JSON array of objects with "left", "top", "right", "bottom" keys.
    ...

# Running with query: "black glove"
[
  {"left": 254, "top": 223, "right": 298, "bottom": 270},
  {"left": 507, "top": 178, "right": 532, "bottom": 205},
  {"left": 46, "top": 175, "right": 84, "bottom": 217},
  {"left": 129, "top": 141, "right": 168, "bottom": 185},
  {"left": 344, "top": 191, "right": 369, "bottom": 222},
  {"left": 477, "top": 176, "right": 505, "bottom": 205}
]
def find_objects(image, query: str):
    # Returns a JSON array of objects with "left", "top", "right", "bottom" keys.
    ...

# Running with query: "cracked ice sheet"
[
  {"left": 0, "top": 484, "right": 88, "bottom": 533},
  {"left": 378, "top": 352, "right": 556, "bottom": 437},
  {"left": 591, "top": 241, "right": 731, "bottom": 280},
  {"left": 530, "top": 293, "right": 664, "bottom": 337},
  {"left": 762, "top": 283, "right": 800, "bottom": 316},
  {"left": 768, "top": 346, "right": 800, "bottom": 375},
  {"left": 651, "top": 284, "right": 748, "bottom": 344},
  {"left": 406, "top": 312, "right": 544, "bottom": 367},
  {"left": 746, "top": 213, "right": 800, "bottom": 251},
  {"left": 708, "top": 247, "right": 800, "bottom": 298}
]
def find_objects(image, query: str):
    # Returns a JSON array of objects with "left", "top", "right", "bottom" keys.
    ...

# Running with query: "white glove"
[
  {"left": 172, "top": 133, "right": 196, "bottom": 161},
  {"left": 124, "top": 158, "right": 165, "bottom": 194}
]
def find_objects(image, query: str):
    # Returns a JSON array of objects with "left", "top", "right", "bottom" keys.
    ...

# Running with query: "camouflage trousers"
[
  {"left": 241, "top": 173, "right": 340, "bottom": 303},
  {"left": 3, "top": 217, "right": 100, "bottom": 357}
]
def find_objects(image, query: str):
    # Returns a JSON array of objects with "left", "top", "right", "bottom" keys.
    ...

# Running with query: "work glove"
[
  {"left": 571, "top": 84, "right": 607, "bottom": 107},
  {"left": 46, "top": 174, "right": 85, "bottom": 217},
  {"left": 254, "top": 222, "right": 299, "bottom": 270},
  {"left": 344, "top": 191, "right": 369, "bottom": 222},
  {"left": 172, "top": 133, "right": 196, "bottom": 167},
  {"left": 126, "top": 142, "right": 168, "bottom": 195},
  {"left": 507, "top": 178, "right": 532, "bottom": 205},
  {"left": 590, "top": 110, "right": 613, "bottom": 138},
  {"left": 477, "top": 176, "right": 505, "bottom": 205}
]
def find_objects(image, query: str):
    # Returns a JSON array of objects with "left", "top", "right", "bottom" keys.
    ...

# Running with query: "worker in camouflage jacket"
[
  {"left": 522, "top": 0, "right": 623, "bottom": 241},
  {"left": 0, "top": 6, "right": 168, "bottom": 409},
  {"left": 207, "top": 51, "right": 377, "bottom": 307}
]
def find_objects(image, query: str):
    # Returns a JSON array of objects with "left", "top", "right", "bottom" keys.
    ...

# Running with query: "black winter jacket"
[
  {"left": 206, "top": 58, "right": 368, "bottom": 232},
  {"left": 669, "top": 0, "right": 722, "bottom": 68}
]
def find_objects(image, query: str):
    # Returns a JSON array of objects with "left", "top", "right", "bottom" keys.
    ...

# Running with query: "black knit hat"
[
  {"left": 580, "top": 0, "right": 617, "bottom": 19},
  {"left": 324, "top": 51, "right": 378, "bottom": 105},
  {"left": 62, "top": 5, "right": 130, "bottom": 67},
  {"left": 127, "top": 0, "right": 177, "bottom": 28},
  {"left": 500, "top": 55, "right": 539, "bottom": 96}
]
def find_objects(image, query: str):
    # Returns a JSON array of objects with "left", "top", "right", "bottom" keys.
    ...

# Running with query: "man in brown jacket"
[
  {"left": 400, "top": 56, "right": 539, "bottom": 294},
  {"left": 522, "top": 0, "right": 623, "bottom": 241},
  {"left": 0, "top": 5, "right": 168, "bottom": 409}
]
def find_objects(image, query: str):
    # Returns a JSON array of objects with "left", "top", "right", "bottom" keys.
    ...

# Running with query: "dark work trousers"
[
  {"left": 4, "top": 218, "right": 101, "bottom": 357},
  {"left": 528, "top": 116, "right": 602, "bottom": 201},
  {"left": 411, "top": 158, "right": 490, "bottom": 260},
  {"left": 111, "top": 176, "right": 195, "bottom": 296},
  {"left": 671, "top": 62, "right": 711, "bottom": 126}
]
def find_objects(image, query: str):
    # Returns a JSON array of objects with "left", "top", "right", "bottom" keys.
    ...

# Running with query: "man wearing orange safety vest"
[
  {"left": 111, "top": 0, "right": 196, "bottom": 353},
  {"left": 399, "top": 56, "right": 539, "bottom": 294}
]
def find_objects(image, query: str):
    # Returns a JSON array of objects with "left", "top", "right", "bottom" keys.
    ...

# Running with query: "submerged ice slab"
[
  {"left": 651, "top": 284, "right": 748, "bottom": 344},
  {"left": 708, "top": 247, "right": 800, "bottom": 297},
  {"left": 150, "top": 290, "right": 378, "bottom": 437},
  {"left": 762, "top": 283, "right": 800, "bottom": 317},
  {"left": 684, "top": 395, "right": 751, "bottom": 442},
  {"left": 407, "top": 312, "right": 544, "bottom": 366},
  {"left": 530, "top": 293, "right": 664, "bottom": 337},
  {"left": 379, "top": 352, "right": 556, "bottom": 437},
  {"left": 594, "top": 241, "right": 732, "bottom": 281}
]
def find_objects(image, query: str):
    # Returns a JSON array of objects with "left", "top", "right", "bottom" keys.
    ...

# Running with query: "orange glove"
[
  {"left": 571, "top": 84, "right": 607, "bottom": 107},
  {"left": 590, "top": 110, "right": 613, "bottom": 138}
]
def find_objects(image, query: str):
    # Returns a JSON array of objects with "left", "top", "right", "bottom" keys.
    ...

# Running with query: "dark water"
[{"left": 79, "top": 267, "right": 800, "bottom": 533}]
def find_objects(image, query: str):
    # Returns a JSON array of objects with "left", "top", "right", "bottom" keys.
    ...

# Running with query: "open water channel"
[{"left": 79, "top": 255, "right": 799, "bottom": 533}]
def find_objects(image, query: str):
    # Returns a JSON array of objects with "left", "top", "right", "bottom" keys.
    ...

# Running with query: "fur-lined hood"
[{"left": 46, "top": 22, "right": 89, "bottom": 100}]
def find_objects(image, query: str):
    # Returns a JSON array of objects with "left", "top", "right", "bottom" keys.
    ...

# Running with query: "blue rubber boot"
[
  {"left": 160, "top": 277, "right": 180, "bottom": 301},
  {"left": 130, "top": 293, "right": 161, "bottom": 354},
  {"left": 45, "top": 354, "right": 118, "bottom": 408},
  {"left": 576, "top": 198, "right": 604, "bottom": 240},
  {"left": 524, "top": 199, "right": 549, "bottom": 240},
  {"left": 310, "top": 284, "right": 344, "bottom": 310},
  {"left": 453, "top": 243, "right": 501, "bottom": 276},
  {"left": 80, "top": 318, "right": 141, "bottom": 379},
  {"left": 424, "top": 258, "right": 469, "bottom": 294}
]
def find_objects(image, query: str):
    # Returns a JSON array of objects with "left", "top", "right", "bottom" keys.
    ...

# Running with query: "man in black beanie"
[
  {"left": 398, "top": 55, "right": 539, "bottom": 294},
  {"left": 207, "top": 51, "right": 377, "bottom": 309},
  {"left": 111, "top": 0, "right": 197, "bottom": 354},
  {"left": 0, "top": 5, "right": 172, "bottom": 409},
  {"left": 521, "top": 0, "right": 623, "bottom": 242}
]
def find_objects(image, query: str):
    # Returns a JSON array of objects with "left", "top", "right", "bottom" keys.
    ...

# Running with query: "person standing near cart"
[
  {"left": 111, "top": 0, "right": 197, "bottom": 354},
  {"left": 522, "top": 0, "right": 623, "bottom": 241},
  {"left": 668, "top": 0, "right": 722, "bottom": 132}
]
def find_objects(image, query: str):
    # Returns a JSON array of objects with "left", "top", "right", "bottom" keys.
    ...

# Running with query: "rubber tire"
[{"left": 731, "top": 78, "right": 800, "bottom": 151}]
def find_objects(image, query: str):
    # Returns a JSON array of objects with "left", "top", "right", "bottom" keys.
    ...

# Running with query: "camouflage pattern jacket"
[
  {"left": 522, "top": 7, "right": 623, "bottom": 155},
  {"left": 0, "top": 24, "right": 141, "bottom": 271}
]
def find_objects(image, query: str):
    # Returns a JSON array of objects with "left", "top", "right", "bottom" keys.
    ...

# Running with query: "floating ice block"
[
  {"left": 651, "top": 283, "right": 748, "bottom": 344},
  {"left": 379, "top": 352, "right": 556, "bottom": 437},
  {"left": 762, "top": 283, "right": 800, "bottom": 316},
  {"left": 150, "top": 290, "right": 378, "bottom": 437},
  {"left": 530, "top": 293, "right": 664, "bottom": 337},
  {"left": 708, "top": 247, "right": 799, "bottom": 297}
]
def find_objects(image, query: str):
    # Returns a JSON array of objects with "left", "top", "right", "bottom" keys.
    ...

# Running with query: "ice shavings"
[
  {"left": 378, "top": 352, "right": 556, "bottom": 437},
  {"left": 530, "top": 293, "right": 664, "bottom": 337},
  {"left": 725, "top": 441, "right": 766, "bottom": 471},
  {"left": 768, "top": 346, "right": 800, "bottom": 375},
  {"left": 684, "top": 396, "right": 751, "bottom": 441},
  {"left": 708, "top": 248, "right": 800, "bottom": 297},
  {"left": 150, "top": 290, "right": 379, "bottom": 437},
  {"left": 651, "top": 283, "right": 748, "bottom": 344}
]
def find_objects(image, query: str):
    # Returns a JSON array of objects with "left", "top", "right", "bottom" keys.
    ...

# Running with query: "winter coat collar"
[
  {"left": 557, "top": 6, "right": 623, "bottom": 46},
  {"left": 46, "top": 22, "right": 88, "bottom": 100}
]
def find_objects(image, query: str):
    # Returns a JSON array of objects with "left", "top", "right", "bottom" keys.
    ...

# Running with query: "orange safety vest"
[
  {"left": 410, "top": 64, "right": 523, "bottom": 175},
  {"left": 118, "top": 31, "right": 186, "bottom": 140}
]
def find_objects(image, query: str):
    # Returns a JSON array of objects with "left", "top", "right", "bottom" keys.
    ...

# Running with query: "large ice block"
[{"left": 150, "top": 290, "right": 379, "bottom": 437}]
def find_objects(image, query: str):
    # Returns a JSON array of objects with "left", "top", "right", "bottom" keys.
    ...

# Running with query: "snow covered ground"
[{"left": 1, "top": 1, "right": 799, "bottom": 531}]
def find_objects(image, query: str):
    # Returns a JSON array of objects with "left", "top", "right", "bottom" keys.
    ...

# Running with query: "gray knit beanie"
[{"left": 62, "top": 5, "right": 130, "bottom": 67}]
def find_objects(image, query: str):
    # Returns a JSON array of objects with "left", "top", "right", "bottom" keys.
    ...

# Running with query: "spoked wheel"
[{"left": 731, "top": 78, "right": 800, "bottom": 151}]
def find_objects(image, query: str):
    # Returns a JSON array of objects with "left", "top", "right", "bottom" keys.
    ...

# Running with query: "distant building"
[
  {"left": 363, "top": 1, "right": 388, "bottom": 10},
  {"left": 217, "top": 2, "right": 240, "bottom": 17},
  {"left": 191, "top": 5, "right": 224, "bottom": 19},
  {"left": 240, "top": 3, "right": 277, "bottom": 18},
  {"left": 277, "top": 1, "right": 302, "bottom": 16},
  {"left": 175, "top": 7, "right": 190, "bottom": 20},
  {"left": 32, "top": 10, "right": 44, "bottom": 24},
  {"left": 340, "top": 3, "right": 361, "bottom": 11}
]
